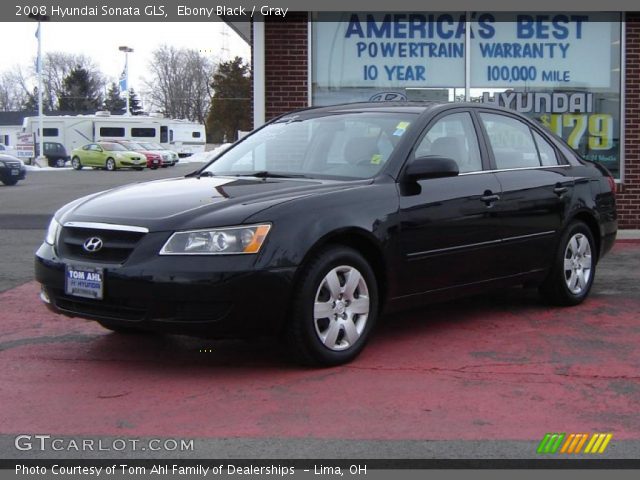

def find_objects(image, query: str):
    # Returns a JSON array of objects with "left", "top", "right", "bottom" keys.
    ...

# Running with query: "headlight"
[
  {"left": 45, "top": 218, "right": 61, "bottom": 245},
  {"left": 160, "top": 224, "right": 271, "bottom": 255}
]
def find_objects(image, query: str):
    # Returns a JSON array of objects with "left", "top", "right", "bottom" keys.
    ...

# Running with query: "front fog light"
[
  {"left": 40, "top": 286, "right": 51, "bottom": 304},
  {"left": 160, "top": 224, "right": 271, "bottom": 255}
]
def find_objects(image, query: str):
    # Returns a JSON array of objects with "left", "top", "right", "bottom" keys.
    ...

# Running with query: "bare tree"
[
  {"left": 41, "top": 52, "right": 105, "bottom": 111},
  {"left": 143, "top": 45, "right": 214, "bottom": 123},
  {"left": 5, "top": 53, "right": 106, "bottom": 112},
  {"left": 0, "top": 71, "right": 29, "bottom": 111}
]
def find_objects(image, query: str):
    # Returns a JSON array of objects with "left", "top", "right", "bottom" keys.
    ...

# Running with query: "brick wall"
[
  {"left": 263, "top": 13, "right": 309, "bottom": 120},
  {"left": 620, "top": 13, "right": 640, "bottom": 228}
]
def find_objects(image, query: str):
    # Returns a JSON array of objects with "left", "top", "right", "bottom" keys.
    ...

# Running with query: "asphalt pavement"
[
  {"left": 0, "top": 164, "right": 200, "bottom": 292},
  {"left": 1, "top": 166, "right": 639, "bottom": 462}
]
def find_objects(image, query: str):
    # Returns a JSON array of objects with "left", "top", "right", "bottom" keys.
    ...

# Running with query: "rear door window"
[
  {"left": 480, "top": 113, "right": 540, "bottom": 169},
  {"left": 532, "top": 131, "right": 560, "bottom": 166}
]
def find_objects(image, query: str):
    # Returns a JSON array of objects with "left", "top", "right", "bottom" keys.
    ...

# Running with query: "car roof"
[{"left": 288, "top": 101, "right": 521, "bottom": 117}]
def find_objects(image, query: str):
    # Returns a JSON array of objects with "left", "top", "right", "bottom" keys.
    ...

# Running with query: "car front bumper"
[
  {"left": 35, "top": 242, "right": 297, "bottom": 338},
  {"left": 0, "top": 167, "right": 26, "bottom": 182},
  {"left": 118, "top": 159, "right": 146, "bottom": 168}
]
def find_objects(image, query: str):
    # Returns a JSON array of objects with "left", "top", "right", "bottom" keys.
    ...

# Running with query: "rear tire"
[
  {"left": 71, "top": 157, "right": 82, "bottom": 170},
  {"left": 106, "top": 158, "right": 116, "bottom": 171},
  {"left": 539, "top": 221, "right": 596, "bottom": 306},
  {"left": 285, "top": 246, "right": 378, "bottom": 366}
]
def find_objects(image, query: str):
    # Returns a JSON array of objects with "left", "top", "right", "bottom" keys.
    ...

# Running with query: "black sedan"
[
  {"left": 35, "top": 102, "right": 617, "bottom": 366},
  {"left": 0, "top": 154, "right": 27, "bottom": 186}
]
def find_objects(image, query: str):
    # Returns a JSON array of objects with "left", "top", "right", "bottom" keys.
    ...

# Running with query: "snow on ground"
[
  {"left": 182, "top": 144, "right": 232, "bottom": 164},
  {"left": 24, "top": 165, "right": 73, "bottom": 172}
]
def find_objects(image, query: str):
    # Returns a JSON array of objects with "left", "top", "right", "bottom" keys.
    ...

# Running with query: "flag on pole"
[
  {"left": 118, "top": 68, "right": 127, "bottom": 92},
  {"left": 35, "top": 24, "right": 41, "bottom": 74}
]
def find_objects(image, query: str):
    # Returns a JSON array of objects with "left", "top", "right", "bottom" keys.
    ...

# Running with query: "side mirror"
[
  {"left": 405, "top": 156, "right": 459, "bottom": 181},
  {"left": 96, "top": 147, "right": 103, "bottom": 152}
]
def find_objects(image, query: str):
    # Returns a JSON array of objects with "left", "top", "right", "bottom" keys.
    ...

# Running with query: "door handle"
[{"left": 481, "top": 193, "right": 500, "bottom": 204}]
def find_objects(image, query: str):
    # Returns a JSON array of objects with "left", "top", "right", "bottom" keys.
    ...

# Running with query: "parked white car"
[{"left": 0, "top": 144, "right": 19, "bottom": 157}]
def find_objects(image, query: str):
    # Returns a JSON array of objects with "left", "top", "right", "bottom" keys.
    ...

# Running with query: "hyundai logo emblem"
[
  {"left": 369, "top": 92, "right": 408, "bottom": 102},
  {"left": 83, "top": 237, "right": 103, "bottom": 253}
]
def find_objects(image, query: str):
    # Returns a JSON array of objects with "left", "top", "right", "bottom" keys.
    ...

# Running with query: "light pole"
[
  {"left": 29, "top": 13, "right": 49, "bottom": 165},
  {"left": 119, "top": 46, "right": 134, "bottom": 116}
]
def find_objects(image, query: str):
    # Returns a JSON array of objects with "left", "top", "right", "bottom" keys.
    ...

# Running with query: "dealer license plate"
[
  {"left": 65, "top": 264, "right": 104, "bottom": 300},
  {"left": 11, "top": 169, "right": 19, "bottom": 175}
]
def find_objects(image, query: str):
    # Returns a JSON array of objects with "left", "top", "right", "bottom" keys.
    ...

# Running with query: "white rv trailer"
[
  {"left": 161, "top": 119, "right": 207, "bottom": 156},
  {"left": 22, "top": 113, "right": 206, "bottom": 158}
]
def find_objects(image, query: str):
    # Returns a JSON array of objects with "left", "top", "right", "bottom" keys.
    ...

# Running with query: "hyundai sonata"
[{"left": 36, "top": 102, "right": 617, "bottom": 365}]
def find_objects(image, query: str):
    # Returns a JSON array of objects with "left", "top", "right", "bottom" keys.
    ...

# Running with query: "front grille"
[
  {"left": 4, "top": 160, "right": 21, "bottom": 168},
  {"left": 55, "top": 292, "right": 146, "bottom": 321},
  {"left": 58, "top": 226, "right": 145, "bottom": 264},
  {"left": 49, "top": 287, "right": 231, "bottom": 322}
]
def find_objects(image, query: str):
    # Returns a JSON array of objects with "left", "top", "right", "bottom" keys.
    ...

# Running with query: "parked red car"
[{"left": 105, "top": 140, "right": 161, "bottom": 169}]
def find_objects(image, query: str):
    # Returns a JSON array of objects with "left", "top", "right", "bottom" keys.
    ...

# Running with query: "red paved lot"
[{"left": 1, "top": 244, "right": 639, "bottom": 441}]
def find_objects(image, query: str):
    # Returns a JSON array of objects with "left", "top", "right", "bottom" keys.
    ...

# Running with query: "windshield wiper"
[
  {"left": 193, "top": 170, "right": 216, "bottom": 179},
  {"left": 231, "top": 171, "right": 309, "bottom": 179}
]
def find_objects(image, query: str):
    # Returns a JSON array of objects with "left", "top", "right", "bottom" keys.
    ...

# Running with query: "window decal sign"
[{"left": 314, "top": 13, "right": 615, "bottom": 89}]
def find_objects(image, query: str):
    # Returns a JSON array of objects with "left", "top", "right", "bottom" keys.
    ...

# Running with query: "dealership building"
[{"left": 229, "top": 12, "right": 640, "bottom": 228}]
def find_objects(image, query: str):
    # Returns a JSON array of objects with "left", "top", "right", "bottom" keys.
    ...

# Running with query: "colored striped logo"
[{"left": 537, "top": 433, "right": 613, "bottom": 454}]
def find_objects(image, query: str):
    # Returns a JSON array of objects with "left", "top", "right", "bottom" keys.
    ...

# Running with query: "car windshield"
[
  {"left": 141, "top": 142, "right": 164, "bottom": 150},
  {"left": 202, "top": 112, "right": 416, "bottom": 180},
  {"left": 101, "top": 143, "right": 127, "bottom": 151},
  {"left": 121, "top": 141, "right": 144, "bottom": 150}
]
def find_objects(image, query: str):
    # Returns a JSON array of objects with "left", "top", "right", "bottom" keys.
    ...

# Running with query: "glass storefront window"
[
  {"left": 312, "top": 12, "right": 623, "bottom": 178},
  {"left": 470, "top": 13, "right": 622, "bottom": 178}
]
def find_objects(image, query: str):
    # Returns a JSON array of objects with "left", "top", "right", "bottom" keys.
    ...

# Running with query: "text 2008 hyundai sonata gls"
[{"left": 36, "top": 102, "right": 617, "bottom": 366}]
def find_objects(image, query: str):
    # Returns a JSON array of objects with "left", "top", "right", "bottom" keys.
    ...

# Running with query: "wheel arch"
[
  {"left": 294, "top": 227, "right": 389, "bottom": 312},
  {"left": 569, "top": 210, "right": 601, "bottom": 262}
]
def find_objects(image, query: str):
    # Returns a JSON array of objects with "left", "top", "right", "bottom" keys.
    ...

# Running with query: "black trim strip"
[{"left": 407, "top": 231, "right": 556, "bottom": 258}]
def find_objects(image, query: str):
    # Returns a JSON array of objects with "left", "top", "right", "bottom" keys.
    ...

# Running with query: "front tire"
[
  {"left": 2, "top": 178, "right": 18, "bottom": 186},
  {"left": 71, "top": 157, "right": 82, "bottom": 170},
  {"left": 105, "top": 158, "right": 116, "bottom": 171},
  {"left": 285, "top": 246, "right": 378, "bottom": 366},
  {"left": 540, "top": 221, "right": 596, "bottom": 306}
]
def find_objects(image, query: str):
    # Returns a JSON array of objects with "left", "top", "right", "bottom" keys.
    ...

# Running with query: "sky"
[{"left": 0, "top": 22, "right": 251, "bottom": 107}]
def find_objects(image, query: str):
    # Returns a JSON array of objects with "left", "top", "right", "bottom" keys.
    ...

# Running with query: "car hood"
[{"left": 58, "top": 176, "right": 367, "bottom": 232}]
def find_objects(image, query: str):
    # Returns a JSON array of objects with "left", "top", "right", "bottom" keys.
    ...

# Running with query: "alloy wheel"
[
  {"left": 313, "top": 265, "right": 370, "bottom": 351},
  {"left": 563, "top": 233, "right": 592, "bottom": 295}
]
